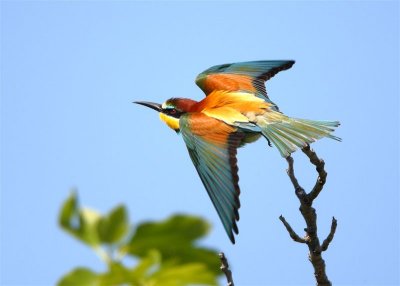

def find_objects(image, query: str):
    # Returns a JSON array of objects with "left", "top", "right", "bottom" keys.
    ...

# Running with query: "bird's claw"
[{"left": 266, "top": 137, "right": 272, "bottom": 147}]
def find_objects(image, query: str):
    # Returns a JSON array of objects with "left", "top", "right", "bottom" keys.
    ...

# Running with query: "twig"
[
  {"left": 219, "top": 252, "right": 234, "bottom": 286},
  {"left": 286, "top": 156, "right": 308, "bottom": 202},
  {"left": 280, "top": 145, "right": 337, "bottom": 286},
  {"left": 302, "top": 145, "right": 328, "bottom": 202},
  {"left": 279, "top": 215, "right": 306, "bottom": 243},
  {"left": 321, "top": 217, "right": 338, "bottom": 251}
]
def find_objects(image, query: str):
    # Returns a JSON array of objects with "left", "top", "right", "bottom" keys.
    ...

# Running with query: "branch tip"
[
  {"left": 321, "top": 217, "right": 338, "bottom": 252},
  {"left": 279, "top": 215, "right": 306, "bottom": 243},
  {"left": 219, "top": 252, "right": 234, "bottom": 286}
]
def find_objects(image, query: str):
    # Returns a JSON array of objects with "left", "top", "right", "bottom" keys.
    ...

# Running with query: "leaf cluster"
[{"left": 58, "top": 192, "right": 221, "bottom": 286}]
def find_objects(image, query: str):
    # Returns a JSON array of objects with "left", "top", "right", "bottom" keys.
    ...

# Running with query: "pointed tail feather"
[{"left": 259, "top": 114, "right": 341, "bottom": 157}]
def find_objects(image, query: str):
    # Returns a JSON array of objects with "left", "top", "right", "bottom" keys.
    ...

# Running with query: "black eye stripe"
[
  {"left": 165, "top": 108, "right": 176, "bottom": 114},
  {"left": 163, "top": 108, "right": 183, "bottom": 118}
]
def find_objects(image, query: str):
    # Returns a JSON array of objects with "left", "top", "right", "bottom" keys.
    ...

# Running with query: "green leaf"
[
  {"left": 148, "top": 263, "right": 218, "bottom": 286},
  {"left": 97, "top": 205, "right": 129, "bottom": 244},
  {"left": 173, "top": 247, "right": 221, "bottom": 276},
  {"left": 127, "top": 214, "right": 221, "bottom": 275},
  {"left": 58, "top": 192, "right": 101, "bottom": 247},
  {"left": 130, "top": 250, "right": 217, "bottom": 286},
  {"left": 59, "top": 191, "right": 78, "bottom": 232},
  {"left": 57, "top": 267, "right": 99, "bottom": 286},
  {"left": 59, "top": 194, "right": 222, "bottom": 284},
  {"left": 98, "top": 262, "right": 134, "bottom": 286},
  {"left": 131, "top": 250, "right": 161, "bottom": 279},
  {"left": 128, "top": 214, "right": 209, "bottom": 254},
  {"left": 78, "top": 208, "right": 101, "bottom": 246}
]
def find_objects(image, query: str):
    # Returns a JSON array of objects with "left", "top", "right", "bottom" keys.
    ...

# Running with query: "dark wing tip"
[
  {"left": 258, "top": 60, "right": 296, "bottom": 82},
  {"left": 233, "top": 221, "right": 239, "bottom": 234},
  {"left": 229, "top": 232, "right": 236, "bottom": 244},
  {"left": 287, "top": 60, "right": 295, "bottom": 70},
  {"left": 227, "top": 132, "right": 245, "bottom": 241},
  {"left": 229, "top": 220, "right": 239, "bottom": 243}
]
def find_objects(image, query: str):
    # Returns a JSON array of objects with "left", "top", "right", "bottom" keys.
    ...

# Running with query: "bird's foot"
[{"left": 266, "top": 137, "right": 272, "bottom": 147}]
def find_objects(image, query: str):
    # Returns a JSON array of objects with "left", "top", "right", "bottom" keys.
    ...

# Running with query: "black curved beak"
[{"left": 133, "top": 101, "right": 162, "bottom": 112}]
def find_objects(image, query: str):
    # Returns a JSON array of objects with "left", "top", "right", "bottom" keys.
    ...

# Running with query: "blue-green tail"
[{"left": 259, "top": 113, "right": 341, "bottom": 157}]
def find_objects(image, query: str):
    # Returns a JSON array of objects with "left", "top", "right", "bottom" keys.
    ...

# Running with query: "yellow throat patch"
[{"left": 159, "top": 113, "right": 180, "bottom": 130}]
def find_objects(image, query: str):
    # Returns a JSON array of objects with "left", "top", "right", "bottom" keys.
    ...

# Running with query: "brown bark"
[
  {"left": 280, "top": 145, "right": 337, "bottom": 286},
  {"left": 219, "top": 252, "right": 234, "bottom": 286}
]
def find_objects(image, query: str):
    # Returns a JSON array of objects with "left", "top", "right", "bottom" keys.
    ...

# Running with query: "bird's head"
[{"left": 134, "top": 98, "right": 197, "bottom": 132}]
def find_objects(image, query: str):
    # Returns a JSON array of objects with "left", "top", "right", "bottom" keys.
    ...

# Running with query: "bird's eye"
[{"left": 169, "top": 109, "right": 177, "bottom": 114}]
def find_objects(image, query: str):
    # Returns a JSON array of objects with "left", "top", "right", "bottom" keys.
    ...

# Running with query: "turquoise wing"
[
  {"left": 195, "top": 60, "right": 295, "bottom": 107},
  {"left": 180, "top": 113, "right": 244, "bottom": 244}
]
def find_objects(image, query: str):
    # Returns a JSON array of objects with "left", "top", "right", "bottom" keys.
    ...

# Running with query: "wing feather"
[
  {"left": 180, "top": 113, "right": 244, "bottom": 243},
  {"left": 195, "top": 60, "right": 295, "bottom": 106}
]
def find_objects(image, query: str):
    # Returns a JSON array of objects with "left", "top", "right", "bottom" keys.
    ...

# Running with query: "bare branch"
[
  {"left": 302, "top": 145, "right": 328, "bottom": 202},
  {"left": 279, "top": 215, "right": 306, "bottom": 243},
  {"left": 282, "top": 149, "right": 336, "bottom": 286},
  {"left": 321, "top": 217, "right": 338, "bottom": 252},
  {"left": 286, "top": 156, "right": 308, "bottom": 202},
  {"left": 286, "top": 156, "right": 300, "bottom": 189},
  {"left": 219, "top": 252, "right": 234, "bottom": 286}
]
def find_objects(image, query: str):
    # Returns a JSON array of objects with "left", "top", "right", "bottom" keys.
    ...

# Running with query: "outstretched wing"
[
  {"left": 195, "top": 60, "right": 295, "bottom": 104},
  {"left": 180, "top": 113, "right": 244, "bottom": 243}
]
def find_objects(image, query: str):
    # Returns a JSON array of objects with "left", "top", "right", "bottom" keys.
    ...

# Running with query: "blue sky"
[{"left": 1, "top": 1, "right": 399, "bottom": 285}]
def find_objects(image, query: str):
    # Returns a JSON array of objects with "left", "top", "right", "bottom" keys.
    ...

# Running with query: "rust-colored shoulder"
[
  {"left": 199, "top": 74, "right": 257, "bottom": 95},
  {"left": 184, "top": 113, "right": 237, "bottom": 146}
]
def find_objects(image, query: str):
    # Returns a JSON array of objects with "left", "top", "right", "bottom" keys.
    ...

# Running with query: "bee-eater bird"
[{"left": 135, "top": 60, "right": 340, "bottom": 243}]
